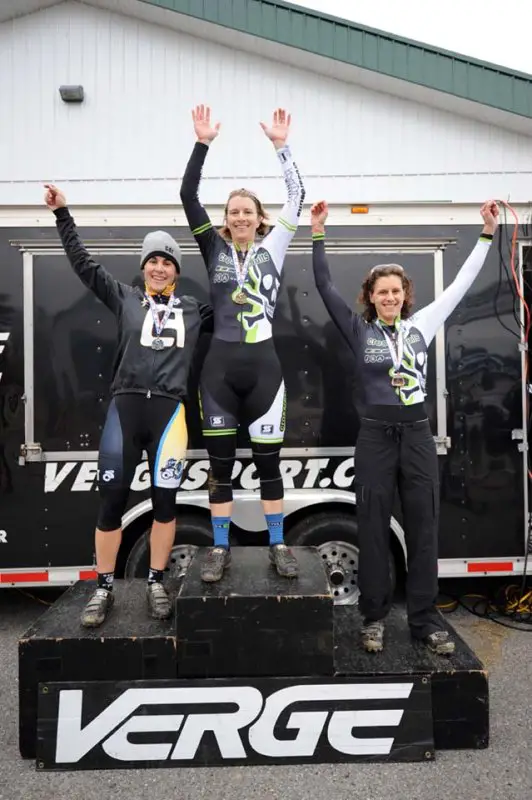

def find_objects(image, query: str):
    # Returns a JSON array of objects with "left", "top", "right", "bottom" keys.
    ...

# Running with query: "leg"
[
  {"left": 198, "top": 355, "right": 240, "bottom": 582},
  {"left": 355, "top": 420, "right": 399, "bottom": 650},
  {"left": 246, "top": 357, "right": 297, "bottom": 578},
  {"left": 82, "top": 396, "right": 142, "bottom": 627},
  {"left": 145, "top": 398, "right": 189, "bottom": 618},
  {"left": 399, "top": 422, "right": 454, "bottom": 653}
]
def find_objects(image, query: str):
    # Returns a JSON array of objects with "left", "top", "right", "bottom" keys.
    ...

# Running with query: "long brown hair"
[
  {"left": 358, "top": 264, "right": 415, "bottom": 322},
  {"left": 218, "top": 189, "right": 271, "bottom": 240}
]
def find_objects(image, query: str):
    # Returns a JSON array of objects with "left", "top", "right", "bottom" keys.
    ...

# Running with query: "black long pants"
[{"left": 354, "top": 417, "right": 443, "bottom": 639}]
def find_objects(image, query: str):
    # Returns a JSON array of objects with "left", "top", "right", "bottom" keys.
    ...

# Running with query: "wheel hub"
[
  {"left": 167, "top": 544, "right": 200, "bottom": 578},
  {"left": 317, "top": 540, "right": 360, "bottom": 605}
]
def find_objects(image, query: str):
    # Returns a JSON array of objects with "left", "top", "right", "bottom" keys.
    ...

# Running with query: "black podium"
[
  {"left": 19, "top": 546, "right": 489, "bottom": 770},
  {"left": 19, "top": 579, "right": 178, "bottom": 759},
  {"left": 175, "top": 546, "right": 333, "bottom": 677}
]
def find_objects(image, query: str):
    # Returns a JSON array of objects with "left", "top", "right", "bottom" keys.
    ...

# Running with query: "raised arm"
[
  {"left": 412, "top": 200, "right": 500, "bottom": 347},
  {"left": 311, "top": 201, "right": 358, "bottom": 352},
  {"left": 44, "top": 184, "right": 124, "bottom": 313},
  {"left": 260, "top": 109, "right": 305, "bottom": 273},
  {"left": 179, "top": 105, "right": 222, "bottom": 268}
]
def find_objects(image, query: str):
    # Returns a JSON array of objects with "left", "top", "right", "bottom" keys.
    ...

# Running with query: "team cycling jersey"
[
  {"left": 312, "top": 233, "right": 493, "bottom": 411},
  {"left": 54, "top": 207, "right": 213, "bottom": 401},
  {"left": 180, "top": 142, "right": 305, "bottom": 343}
]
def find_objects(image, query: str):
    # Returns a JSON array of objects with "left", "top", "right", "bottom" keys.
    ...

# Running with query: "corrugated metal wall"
[{"left": 1, "top": 0, "right": 531, "bottom": 205}]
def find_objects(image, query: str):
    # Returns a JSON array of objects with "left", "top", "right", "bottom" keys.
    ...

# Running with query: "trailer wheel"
[
  {"left": 288, "top": 511, "right": 396, "bottom": 606},
  {"left": 124, "top": 513, "right": 212, "bottom": 580}
]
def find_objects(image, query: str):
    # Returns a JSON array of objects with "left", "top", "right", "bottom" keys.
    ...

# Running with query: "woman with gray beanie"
[{"left": 44, "top": 184, "right": 213, "bottom": 628}]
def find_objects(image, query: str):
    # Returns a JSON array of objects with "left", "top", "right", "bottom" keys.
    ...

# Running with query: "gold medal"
[
  {"left": 391, "top": 373, "right": 405, "bottom": 387},
  {"left": 234, "top": 290, "right": 248, "bottom": 305}
]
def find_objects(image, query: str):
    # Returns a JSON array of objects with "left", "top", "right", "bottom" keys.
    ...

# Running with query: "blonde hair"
[{"left": 218, "top": 189, "right": 271, "bottom": 240}]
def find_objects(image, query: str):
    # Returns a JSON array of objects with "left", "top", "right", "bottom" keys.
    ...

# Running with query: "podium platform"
[
  {"left": 18, "top": 546, "right": 489, "bottom": 768},
  {"left": 334, "top": 606, "right": 489, "bottom": 750},
  {"left": 19, "top": 578, "right": 179, "bottom": 759},
  {"left": 176, "top": 546, "right": 333, "bottom": 677}
]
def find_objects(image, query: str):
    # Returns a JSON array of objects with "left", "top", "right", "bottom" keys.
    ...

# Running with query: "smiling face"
[
  {"left": 224, "top": 192, "right": 263, "bottom": 246},
  {"left": 370, "top": 274, "right": 405, "bottom": 324},
  {"left": 143, "top": 256, "right": 178, "bottom": 294}
]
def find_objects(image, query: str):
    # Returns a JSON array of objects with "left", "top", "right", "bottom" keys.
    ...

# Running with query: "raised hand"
[
  {"left": 260, "top": 108, "right": 291, "bottom": 148},
  {"left": 44, "top": 184, "right": 67, "bottom": 211},
  {"left": 192, "top": 105, "right": 221, "bottom": 145},
  {"left": 480, "top": 200, "right": 500, "bottom": 235},
  {"left": 310, "top": 200, "right": 329, "bottom": 229}
]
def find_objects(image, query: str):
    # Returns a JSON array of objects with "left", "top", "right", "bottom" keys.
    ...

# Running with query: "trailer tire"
[
  {"left": 124, "top": 513, "right": 213, "bottom": 580},
  {"left": 288, "top": 510, "right": 396, "bottom": 606}
]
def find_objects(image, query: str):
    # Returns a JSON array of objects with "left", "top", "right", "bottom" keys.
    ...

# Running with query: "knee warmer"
[
  {"left": 97, "top": 487, "right": 130, "bottom": 531},
  {"left": 251, "top": 442, "right": 283, "bottom": 501},
  {"left": 151, "top": 487, "right": 177, "bottom": 524},
  {"left": 207, "top": 456, "right": 234, "bottom": 504},
  {"left": 205, "top": 436, "right": 236, "bottom": 504}
]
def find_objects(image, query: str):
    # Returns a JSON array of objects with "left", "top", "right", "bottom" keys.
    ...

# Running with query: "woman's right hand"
[
  {"left": 192, "top": 105, "right": 221, "bottom": 145},
  {"left": 310, "top": 200, "right": 329, "bottom": 230},
  {"left": 44, "top": 184, "right": 67, "bottom": 211}
]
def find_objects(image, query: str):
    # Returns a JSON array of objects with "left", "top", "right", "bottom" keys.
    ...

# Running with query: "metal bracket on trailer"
[
  {"left": 511, "top": 429, "right": 528, "bottom": 452},
  {"left": 434, "top": 436, "right": 451, "bottom": 455},
  {"left": 19, "top": 442, "right": 43, "bottom": 465}
]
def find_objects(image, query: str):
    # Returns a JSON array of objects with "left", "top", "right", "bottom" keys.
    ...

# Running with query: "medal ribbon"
[
  {"left": 230, "top": 243, "right": 256, "bottom": 292},
  {"left": 377, "top": 320, "right": 404, "bottom": 374},
  {"left": 145, "top": 293, "right": 176, "bottom": 337}
]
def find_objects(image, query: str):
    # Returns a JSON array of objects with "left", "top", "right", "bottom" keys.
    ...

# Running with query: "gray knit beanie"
[{"left": 140, "top": 230, "right": 182, "bottom": 273}]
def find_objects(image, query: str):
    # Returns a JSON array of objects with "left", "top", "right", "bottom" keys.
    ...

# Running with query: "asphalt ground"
[{"left": 0, "top": 584, "right": 531, "bottom": 800}]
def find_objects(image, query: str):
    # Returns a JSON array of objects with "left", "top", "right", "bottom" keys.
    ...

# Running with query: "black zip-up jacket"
[{"left": 54, "top": 207, "right": 213, "bottom": 401}]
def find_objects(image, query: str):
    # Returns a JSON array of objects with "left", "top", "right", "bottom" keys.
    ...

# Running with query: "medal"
[
  {"left": 144, "top": 291, "right": 177, "bottom": 350},
  {"left": 230, "top": 243, "right": 255, "bottom": 304},
  {"left": 391, "top": 373, "right": 405, "bottom": 387},
  {"left": 377, "top": 319, "right": 405, "bottom": 388}
]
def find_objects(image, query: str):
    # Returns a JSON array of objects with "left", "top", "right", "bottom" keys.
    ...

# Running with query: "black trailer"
[{"left": 0, "top": 216, "right": 529, "bottom": 600}]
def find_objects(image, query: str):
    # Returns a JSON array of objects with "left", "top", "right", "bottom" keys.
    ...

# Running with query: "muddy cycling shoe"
[
  {"left": 80, "top": 588, "right": 114, "bottom": 628},
  {"left": 361, "top": 620, "right": 385, "bottom": 653},
  {"left": 424, "top": 630, "right": 456, "bottom": 656},
  {"left": 269, "top": 544, "right": 299, "bottom": 578},
  {"left": 146, "top": 582, "right": 171, "bottom": 620},
  {"left": 201, "top": 547, "right": 231, "bottom": 583}
]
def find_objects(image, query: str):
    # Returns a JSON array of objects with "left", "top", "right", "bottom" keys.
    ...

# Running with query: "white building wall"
[{"left": 1, "top": 0, "right": 531, "bottom": 207}]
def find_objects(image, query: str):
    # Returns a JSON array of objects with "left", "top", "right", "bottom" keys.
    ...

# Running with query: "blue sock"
[
  {"left": 266, "top": 513, "right": 284, "bottom": 546},
  {"left": 212, "top": 516, "right": 231, "bottom": 549}
]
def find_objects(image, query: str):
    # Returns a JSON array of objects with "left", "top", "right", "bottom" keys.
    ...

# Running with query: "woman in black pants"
[
  {"left": 44, "top": 184, "right": 212, "bottom": 628},
  {"left": 310, "top": 198, "right": 499, "bottom": 655}
]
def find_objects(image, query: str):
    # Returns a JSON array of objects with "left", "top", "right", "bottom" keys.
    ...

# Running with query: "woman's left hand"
[
  {"left": 480, "top": 200, "right": 500, "bottom": 235},
  {"left": 260, "top": 108, "right": 291, "bottom": 148}
]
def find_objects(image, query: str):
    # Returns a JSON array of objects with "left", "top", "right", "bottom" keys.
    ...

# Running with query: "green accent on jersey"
[
  {"left": 197, "top": 389, "right": 204, "bottom": 420},
  {"left": 312, "top": 232, "right": 325, "bottom": 241},
  {"left": 280, "top": 391, "right": 287, "bottom": 433},
  {"left": 278, "top": 217, "right": 297, "bottom": 233},
  {"left": 203, "top": 428, "right": 238, "bottom": 436},
  {"left": 237, "top": 262, "right": 265, "bottom": 343},
  {"left": 192, "top": 221, "right": 213, "bottom": 236},
  {"left": 392, "top": 347, "right": 418, "bottom": 405},
  {"left": 250, "top": 437, "right": 285, "bottom": 444}
]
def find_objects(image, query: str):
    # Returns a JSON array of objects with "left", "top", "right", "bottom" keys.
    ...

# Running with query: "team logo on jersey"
[
  {"left": 160, "top": 458, "right": 184, "bottom": 482},
  {"left": 261, "top": 424, "right": 274, "bottom": 435},
  {"left": 101, "top": 470, "right": 115, "bottom": 483},
  {"left": 210, "top": 416, "right": 225, "bottom": 428}
]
